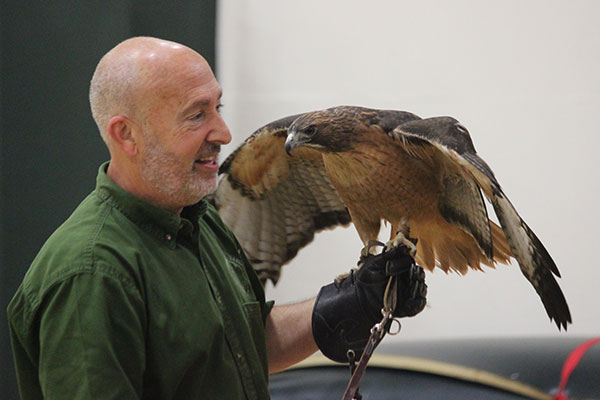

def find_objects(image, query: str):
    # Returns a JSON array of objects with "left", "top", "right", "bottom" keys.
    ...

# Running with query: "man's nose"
[{"left": 208, "top": 113, "right": 232, "bottom": 145}]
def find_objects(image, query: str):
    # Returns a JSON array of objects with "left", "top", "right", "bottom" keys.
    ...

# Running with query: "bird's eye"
[
  {"left": 304, "top": 125, "right": 317, "bottom": 136},
  {"left": 455, "top": 124, "right": 468, "bottom": 134}
]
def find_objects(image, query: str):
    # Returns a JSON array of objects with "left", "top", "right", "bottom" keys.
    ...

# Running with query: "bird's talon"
[
  {"left": 386, "top": 232, "right": 418, "bottom": 257},
  {"left": 359, "top": 240, "right": 385, "bottom": 265},
  {"left": 357, "top": 253, "right": 370, "bottom": 266},
  {"left": 335, "top": 271, "right": 351, "bottom": 284}
]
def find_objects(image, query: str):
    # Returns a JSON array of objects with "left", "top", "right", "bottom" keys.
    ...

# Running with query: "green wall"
[{"left": 1, "top": 1, "right": 217, "bottom": 397}]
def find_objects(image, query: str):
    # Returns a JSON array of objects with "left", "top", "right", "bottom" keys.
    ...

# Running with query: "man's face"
[{"left": 135, "top": 56, "right": 231, "bottom": 212}]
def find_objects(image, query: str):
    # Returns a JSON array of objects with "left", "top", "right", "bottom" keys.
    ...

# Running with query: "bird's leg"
[
  {"left": 358, "top": 240, "right": 385, "bottom": 266},
  {"left": 387, "top": 218, "right": 417, "bottom": 257},
  {"left": 337, "top": 240, "right": 381, "bottom": 282},
  {"left": 360, "top": 240, "right": 384, "bottom": 258},
  {"left": 351, "top": 215, "right": 383, "bottom": 265},
  {"left": 343, "top": 240, "right": 385, "bottom": 283}
]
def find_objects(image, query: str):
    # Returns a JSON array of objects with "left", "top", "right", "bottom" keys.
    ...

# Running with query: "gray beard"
[{"left": 140, "top": 138, "right": 218, "bottom": 209}]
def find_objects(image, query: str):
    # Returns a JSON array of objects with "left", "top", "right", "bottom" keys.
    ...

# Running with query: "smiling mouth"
[
  {"left": 195, "top": 156, "right": 216, "bottom": 164},
  {"left": 194, "top": 143, "right": 221, "bottom": 170},
  {"left": 194, "top": 154, "right": 219, "bottom": 169}
]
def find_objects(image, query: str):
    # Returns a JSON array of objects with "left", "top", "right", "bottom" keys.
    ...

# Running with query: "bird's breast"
[{"left": 322, "top": 141, "right": 441, "bottom": 221}]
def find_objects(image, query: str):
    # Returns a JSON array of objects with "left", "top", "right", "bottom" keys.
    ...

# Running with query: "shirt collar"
[{"left": 94, "top": 162, "right": 208, "bottom": 246}]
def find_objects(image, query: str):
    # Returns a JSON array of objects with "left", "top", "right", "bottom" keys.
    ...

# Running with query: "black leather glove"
[{"left": 312, "top": 245, "right": 427, "bottom": 363}]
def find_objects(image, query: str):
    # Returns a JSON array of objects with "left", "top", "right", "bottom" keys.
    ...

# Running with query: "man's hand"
[{"left": 312, "top": 245, "right": 427, "bottom": 363}]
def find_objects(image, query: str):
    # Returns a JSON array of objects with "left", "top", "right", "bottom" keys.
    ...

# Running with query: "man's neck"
[{"left": 106, "top": 161, "right": 183, "bottom": 215}]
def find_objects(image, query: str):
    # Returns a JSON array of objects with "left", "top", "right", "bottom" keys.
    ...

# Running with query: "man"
[{"left": 8, "top": 37, "right": 426, "bottom": 399}]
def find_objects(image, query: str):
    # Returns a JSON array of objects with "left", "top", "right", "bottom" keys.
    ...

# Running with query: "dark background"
[{"left": 1, "top": 1, "right": 217, "bottom": 397}]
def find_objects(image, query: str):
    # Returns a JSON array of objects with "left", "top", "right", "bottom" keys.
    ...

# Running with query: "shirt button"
[
  {"left": 165, "top": 234, "right": 172, "bottom": 241},
  {"left": 236, "top": 353, "right": 243, "bottom": 360}
]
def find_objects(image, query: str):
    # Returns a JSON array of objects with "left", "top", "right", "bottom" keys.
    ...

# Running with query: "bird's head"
[{"left": 285, "top": 107, "right": 357, "bottom": 156}]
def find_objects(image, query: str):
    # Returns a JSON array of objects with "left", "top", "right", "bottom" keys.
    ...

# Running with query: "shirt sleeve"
[{"left": 36, "top": 269, "right": 146, "bottom": 399}]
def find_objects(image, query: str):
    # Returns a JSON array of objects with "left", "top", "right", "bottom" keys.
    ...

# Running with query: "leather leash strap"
[{"left": 341, "top": 275, "right": 399, "bottom": 400}]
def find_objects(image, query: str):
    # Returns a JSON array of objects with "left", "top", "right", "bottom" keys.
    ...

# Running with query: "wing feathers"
[
  {"left": 490, "top": 221, "right": 511, "bottom": 264},
  {"left": 459, "top": 151, "right": 570, "bottom": 327},
  {"left": 438, "top": 173, "right": 493, "bottom": 261},
  {"left": 490, "top": 187, "right": 571, "bottom": 329},
  {"left": 214, "top": 107, "right": 570, "bottom": 330},
  {"left": 214, "top": 117, "right": 351, "bottom": 283},
  {"left": 391, "top": 116, "right": 570, "bottom": 329}
]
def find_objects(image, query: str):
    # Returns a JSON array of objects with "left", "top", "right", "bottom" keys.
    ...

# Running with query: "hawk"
[{"left": 212, "top": 106, "right": 571, "bottom": 330}]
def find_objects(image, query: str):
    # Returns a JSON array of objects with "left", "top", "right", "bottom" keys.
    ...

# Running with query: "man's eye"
[
  {"left": 192, "top": 112, "right": 204, "bottom": 121},
  {"left": 216, "top": 103, "right": 224, "bottom": 113}
]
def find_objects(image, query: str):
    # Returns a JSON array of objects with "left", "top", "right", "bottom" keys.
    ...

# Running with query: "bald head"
[
  {"left": 88, "top": 37, "right": 230, "bottom": 213},
  {"left": 89, "top": 36, "right": 212, "bottom": 145}
]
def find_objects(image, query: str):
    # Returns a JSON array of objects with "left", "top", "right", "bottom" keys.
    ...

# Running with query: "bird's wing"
[
  {"left": 391, "top": 117, "right": 571, "bottom": 329},
  {"left": 212, "top": 114, "right": 351, "bottom": 284}
]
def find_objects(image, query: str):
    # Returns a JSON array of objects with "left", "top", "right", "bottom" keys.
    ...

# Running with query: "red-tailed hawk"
[{"left": 212, "top": 106, "right": 571, "bottom": 330}]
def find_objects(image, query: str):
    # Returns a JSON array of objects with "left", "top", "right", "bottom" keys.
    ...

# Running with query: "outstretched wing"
[
  {"left": 212, "top": 114, "right": 351, "bottom": 284},
  {"left": 391, "top": 117, "right": 571, "bottom": 329}
]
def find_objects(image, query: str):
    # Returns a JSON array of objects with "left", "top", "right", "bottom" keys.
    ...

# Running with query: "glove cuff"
[{"left": 312, "top": 280, "right": 375, "bottom": 363}]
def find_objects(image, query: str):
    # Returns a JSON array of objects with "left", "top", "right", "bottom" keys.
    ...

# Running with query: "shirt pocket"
[
  {"left": 244, "top": 301, "right": 266, "bottom": 349},
  {"left": 227, "top": 255, "right": 254, "bottom": 298}
]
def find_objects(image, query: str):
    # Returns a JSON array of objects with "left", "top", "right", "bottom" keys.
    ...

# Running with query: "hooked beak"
[{"left": 285, "top": 132, "right": 297, "bottom": 156}]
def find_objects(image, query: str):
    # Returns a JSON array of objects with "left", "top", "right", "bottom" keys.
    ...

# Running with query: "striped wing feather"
[
  {"left": 392, "top": 117, "right": 571, "bottom": 329},
  {"left": 213, "top": 117, "right": 350, "bottom": 284}
]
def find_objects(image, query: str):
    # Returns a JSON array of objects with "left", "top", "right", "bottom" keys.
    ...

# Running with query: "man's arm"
[{"left": 264, "top": 298, "right": 317, "bottom": 374}]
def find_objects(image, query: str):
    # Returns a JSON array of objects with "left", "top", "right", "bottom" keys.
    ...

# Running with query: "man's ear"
[{"left": 107, "top": 116, "right": 139, "bottom": 156}]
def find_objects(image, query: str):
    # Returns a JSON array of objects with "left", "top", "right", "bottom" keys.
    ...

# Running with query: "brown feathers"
[{"left": 213, "top": 106, "right": 571, "bottom": 329}]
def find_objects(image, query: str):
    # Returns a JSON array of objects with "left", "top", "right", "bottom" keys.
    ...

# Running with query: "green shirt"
[{"left": 7, "top": 162, "right": 272, "bottom": 400}]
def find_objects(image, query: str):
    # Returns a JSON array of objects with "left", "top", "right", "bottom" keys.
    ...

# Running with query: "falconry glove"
[{"left": 312, "top": 245, "right": 427, "bottom": 363}]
